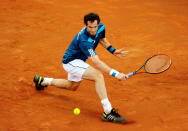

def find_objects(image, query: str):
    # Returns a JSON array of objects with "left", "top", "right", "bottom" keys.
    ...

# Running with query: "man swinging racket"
[{"left": 33, "top": 12, "right": 128, "bottom": 123}]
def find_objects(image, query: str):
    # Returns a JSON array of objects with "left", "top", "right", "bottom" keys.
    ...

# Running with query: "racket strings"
[{"left": 145, "top": 55, "right": 171, "bottom": 73}]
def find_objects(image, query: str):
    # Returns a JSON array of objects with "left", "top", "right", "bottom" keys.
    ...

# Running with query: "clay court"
[{"left": 0, "top": 0, "right": 188, "bottom": 130}]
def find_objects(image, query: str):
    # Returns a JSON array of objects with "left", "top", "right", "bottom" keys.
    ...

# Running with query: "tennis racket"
[{"left": 126, "top": 53, "right": 172, "bottom": 77}]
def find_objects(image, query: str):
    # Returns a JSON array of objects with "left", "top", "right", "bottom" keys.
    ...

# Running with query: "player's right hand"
[{"left": 116, "top": 73, "right": 128, "bottom": 81}]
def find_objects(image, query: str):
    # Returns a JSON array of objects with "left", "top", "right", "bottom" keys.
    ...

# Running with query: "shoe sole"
[{"left": 102, "top": 116, "right": 126, "bottom": 123}]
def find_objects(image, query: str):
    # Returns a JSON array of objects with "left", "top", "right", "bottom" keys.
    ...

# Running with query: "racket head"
[{"left": 144, "top": 53, "right": 172, "bottom": 74}]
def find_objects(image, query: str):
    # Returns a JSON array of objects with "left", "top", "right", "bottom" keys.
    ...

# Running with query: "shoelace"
[{"left": 111, "top": 109, "right": 121, "bottom": 117}]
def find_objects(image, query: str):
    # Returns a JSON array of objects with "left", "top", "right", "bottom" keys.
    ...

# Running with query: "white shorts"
[{"left": 62, "top": 59, "right": 90, "bottom": 82}]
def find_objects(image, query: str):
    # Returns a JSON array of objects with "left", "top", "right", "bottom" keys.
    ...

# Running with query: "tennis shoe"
[
  {"left": 33, "top": 75, "right": 47, "bottom": 90},
  {"left": 102, "top": 108, "right": 126, "bottom": 123}
]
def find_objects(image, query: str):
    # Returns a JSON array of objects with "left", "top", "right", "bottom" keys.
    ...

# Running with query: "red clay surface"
[{"left": 1, "top": 0, "right": 188, "bottom": 130}]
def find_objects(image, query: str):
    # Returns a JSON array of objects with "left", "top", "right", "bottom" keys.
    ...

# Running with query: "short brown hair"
[{"left": 84, "top": 12, "right": 100, "bottom": 25}]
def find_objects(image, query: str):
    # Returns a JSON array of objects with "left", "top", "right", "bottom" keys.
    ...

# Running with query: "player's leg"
[
  {"left": 82, "top": 66, "right": 107, "bottom": 100},
  {"left": 33, "top": 75, "right": 81, "bottom": 91},
  {"left": 33, "top": 59, "right": 86, "bottom": 91},
  {"left": 82, "top": 66, "right": 126, "bottom": 123},
  {"left": 51, "top": 79, "right": 81, "bottom": 91}
]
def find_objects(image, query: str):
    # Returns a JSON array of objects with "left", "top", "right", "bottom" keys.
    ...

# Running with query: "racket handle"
[{"left": 126, "top": 72, "right": 135, "bottom": 77}]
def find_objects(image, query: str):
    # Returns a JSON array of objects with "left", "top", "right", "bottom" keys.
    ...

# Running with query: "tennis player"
[{"left": 33, "top": 12, "right": 128, "bottom": 123}]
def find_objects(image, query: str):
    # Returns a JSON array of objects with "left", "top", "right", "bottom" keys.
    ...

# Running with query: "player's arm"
[
  {"left": 99, "top": 38, "right": 128, "bottom": 57},
  {"left": 79, "top": 41, "right": 126, "bottom": 80},
  {"left": 89, "top": 55, "right": 126, "bottom": 80},
  {"left": 99, "top": 38, "right": 111, "bottom": 49},
  {"left": 89, "top": 55, "right": 111, "bottom": 73}
]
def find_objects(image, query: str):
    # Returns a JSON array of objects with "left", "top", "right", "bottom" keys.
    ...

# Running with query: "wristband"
[
  {"left": 109, "top": 69, "right": 119, "bottom": 77},
  {"left": 107, "top": 45, "right": 116, "bottom": 54}
]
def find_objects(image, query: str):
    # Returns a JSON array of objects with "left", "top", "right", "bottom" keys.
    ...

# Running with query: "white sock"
[
  {"left": 41, "top": 78, "right": 53, "bottom": 86},
  {"left": 101, "top": 98, "right": 112, "bottom": 114}
]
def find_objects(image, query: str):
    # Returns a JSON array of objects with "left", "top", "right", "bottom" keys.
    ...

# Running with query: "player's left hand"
[{"left": 113, "top": 48, "right": 128, "bottom": 58}]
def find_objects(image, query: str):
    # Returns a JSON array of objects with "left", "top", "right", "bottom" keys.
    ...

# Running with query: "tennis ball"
[{"left": 73, "top": 108, "right": 80, "bottom": 115}]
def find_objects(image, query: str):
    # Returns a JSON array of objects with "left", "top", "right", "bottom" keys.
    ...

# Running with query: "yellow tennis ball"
[{"left": 73, "top": 108, "right": 80, "bottom": 115}]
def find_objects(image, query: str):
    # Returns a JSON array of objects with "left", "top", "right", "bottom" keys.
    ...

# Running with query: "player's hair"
[{"left": 84, "top": 12, "right": 100, "bottom": 25}]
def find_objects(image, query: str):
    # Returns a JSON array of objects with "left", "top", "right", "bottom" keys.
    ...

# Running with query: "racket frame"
[{"left": 127, "top": 53, "right": 171, "bottom": 77}]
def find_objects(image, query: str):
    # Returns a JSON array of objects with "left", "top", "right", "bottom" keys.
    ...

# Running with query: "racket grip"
[{"left": 126, "top": 72, "right": 135, "bottom": 77}]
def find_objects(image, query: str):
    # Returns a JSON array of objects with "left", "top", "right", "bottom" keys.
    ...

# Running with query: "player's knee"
[
  {"left": 94, "top": 71, "right": 104, "bottom": 81},
  {"left": 69, "top": 82, "right": 80, "bottom": 91},
  {"left": 70, "top": 85, "right": 79, "bottom": 91}
]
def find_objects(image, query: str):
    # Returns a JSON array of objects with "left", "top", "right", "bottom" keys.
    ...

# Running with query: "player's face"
[{"left": 86, "top": 20, "right": 99, "bottom": 37}]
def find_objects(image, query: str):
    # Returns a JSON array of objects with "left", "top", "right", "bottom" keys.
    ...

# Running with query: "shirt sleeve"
[
  {"left": 79, "top": 41, "right": 97, "bottom": 57},
  {"left": 101, "top": 28, "right": 105, "bottom": 38}
]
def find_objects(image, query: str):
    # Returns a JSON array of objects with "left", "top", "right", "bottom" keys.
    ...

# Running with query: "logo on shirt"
[{"left": 88, "top": 49, "right": 96, "bottom": 57}]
